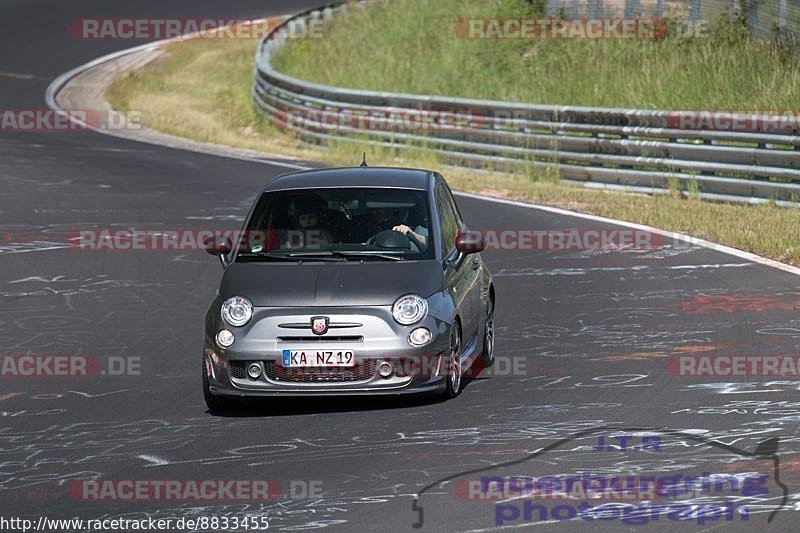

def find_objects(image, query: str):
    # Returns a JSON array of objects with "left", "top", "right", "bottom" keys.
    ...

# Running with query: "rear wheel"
[
  {"left": 441, "top": 323, "right": 463, "bottom": 399},
  {"left": 203, "top": 362, "right": 238, "bottom": 412}
]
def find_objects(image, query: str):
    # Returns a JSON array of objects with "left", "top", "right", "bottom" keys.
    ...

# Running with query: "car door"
[
  {"left": 435, "top": 181, "right": 482, "bottom": 346},
  {"left": 442, "top": 181, "right": 483, "bottom": 343}
]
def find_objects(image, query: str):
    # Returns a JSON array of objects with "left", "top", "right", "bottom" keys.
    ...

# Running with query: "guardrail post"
[
  {"left": 732, "top": 0, "right": 742, "bottom": 18},
  {"left": 689, "top": 0, "right": 701, "bottom": 21},
  {"left": 778, "top": 0, "right": 788, "bottom": 28},
  {"left": 777, "top": 0, "right": 788, "bottom": 45},
  {"left": 625, "top": 0, "right": 642, "bottom": 18},
  {"left": 586, "top": 0, "right": 601, "bottom": 18},
  {"left": 288, "top": 18, "right": 306, "bottom": 38}
]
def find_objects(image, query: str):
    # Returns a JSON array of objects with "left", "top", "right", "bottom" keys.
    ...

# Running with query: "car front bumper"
[{"left": 204, "top": 305, "right": 451, "bottom": 396}]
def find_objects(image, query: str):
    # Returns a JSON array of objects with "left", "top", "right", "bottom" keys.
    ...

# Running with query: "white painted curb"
[{"left": 45, "top": 18, "right": 310, "bottom": 171}]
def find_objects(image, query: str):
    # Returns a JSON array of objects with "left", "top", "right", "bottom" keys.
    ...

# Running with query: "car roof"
[{"left": 262, "top": 167, "right": 434, "bottom": 192}]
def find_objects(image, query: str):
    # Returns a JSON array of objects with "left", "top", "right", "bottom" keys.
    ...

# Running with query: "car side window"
[
  {"left": 441, "top": 182, "right": 464, "bottom": 228},
  {"left": 435, "top": 183, "right": 459, "bottom": 257}
]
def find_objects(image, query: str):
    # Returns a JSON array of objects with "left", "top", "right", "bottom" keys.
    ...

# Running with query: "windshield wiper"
[
  {"left": 335, "top": 251, "right": 405, "bottom": 261},
  {"left": 286, "top": 251, "right": 404, "bottom": 261},
  {"left": 277, "top": 251, "right": 345, "bottom": 262},
  {"left": 237, "top": 251, "right": 341, "bottom": 262}
]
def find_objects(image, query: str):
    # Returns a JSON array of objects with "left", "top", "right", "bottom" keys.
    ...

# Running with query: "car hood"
[{"left": 219, "top": 260, "right": 444, "bottom": 307}]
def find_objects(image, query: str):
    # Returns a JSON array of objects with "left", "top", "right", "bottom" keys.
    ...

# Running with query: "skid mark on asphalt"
[
  {"left": 599, "top": 342, "right": 791, "bottom": 362},
  {"left": 1, "top": 275, "right": 175, "bottom": 302},
  {"left": 0, "top": 242, "right": 72, "bottom": 254},
  {"left": 681, "top": 382, "right": 800, "bottom": 395},
  {"left": 0, "top": 71, "right": 36, "bottom": 80},
  {"left": 672, "top": 400, "right": 800, "bottom": 417},
  {"left": 494, "top": 263, "right": 752, "bottom": 277},
  {"left": 757, "top": 323, "right": 800, "bottom": 337},
  {"left": 675, "top": 294, "right": 800, "bottom": 314},
  {"left": 3, "top": 409, "right": 798, "bottom": 529}
]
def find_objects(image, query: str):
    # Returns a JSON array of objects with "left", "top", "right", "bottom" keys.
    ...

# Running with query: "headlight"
[
  {"left": 221, "top": 296, "right": 253, "bottom": 327},
  {"left": 392, "top": 294, "right": 428, "bottom": 325}
]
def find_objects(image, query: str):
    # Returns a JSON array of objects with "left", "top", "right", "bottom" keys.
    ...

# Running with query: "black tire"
[
  {"left": 479, "top": 296, "right": 495, "bottom": 367},
  {"left": 203, "top": 362, "right": 238, "bottom": 412},
  {"left": 441, "top": 322, "right": 463, "bottom": 399}
]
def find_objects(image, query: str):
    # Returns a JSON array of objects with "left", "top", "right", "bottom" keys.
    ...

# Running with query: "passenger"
[{"left": 285, "top": 196, "right": 332, "bottom": 249}]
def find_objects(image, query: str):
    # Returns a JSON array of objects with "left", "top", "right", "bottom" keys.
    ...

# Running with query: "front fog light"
[
  {"left": 216, "top": 329, "right": 235, "bottom": 348},
  {"left": 377, "top": 361, "right": 393, "bottom": 378},
  {"left": 247, "top": 363, "right": 262, "bottom": 379},
  {"left": 408, "top": 327, "right": 432, "bottom": 347}
]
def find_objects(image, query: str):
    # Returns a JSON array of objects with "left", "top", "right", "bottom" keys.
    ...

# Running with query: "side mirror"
[
  {"left": 203, "top": 235, "right": 232, "bottom": 267},
  {"left": 203, "top": 235, "right": 232, "bottom": 255},
  {"left": 455, "top": 230, "right": 485, "bottom": 254}
]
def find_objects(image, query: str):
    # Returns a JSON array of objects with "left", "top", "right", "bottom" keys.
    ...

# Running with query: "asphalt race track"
[{"left": 1, "top": 1, "right": 799, "bottom": 531}]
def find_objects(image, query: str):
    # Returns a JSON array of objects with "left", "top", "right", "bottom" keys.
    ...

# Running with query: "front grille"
[
  {"left": 264, "top": 360, "right": 376, "bottom": 383},
  {"left": 230, "top": 358, "right": 424, "bottom": 382},
  {"left": 276, "top": 335, "right": 363, "bottom": 342},
  {"left": 278, "top": 322, "right": 362, "bottom": 329},
  {"left": 230, "top": 362, "right": 247, "bottom": 379}
]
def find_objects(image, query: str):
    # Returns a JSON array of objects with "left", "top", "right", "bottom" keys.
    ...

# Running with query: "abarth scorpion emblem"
[{"left": 311, "top": 316, "right": 329, "bottom": 335}]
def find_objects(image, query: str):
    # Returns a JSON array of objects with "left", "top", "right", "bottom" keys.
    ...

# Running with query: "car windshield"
[{"left": 236, "top": 187, "right": 434, "bottom": 261}]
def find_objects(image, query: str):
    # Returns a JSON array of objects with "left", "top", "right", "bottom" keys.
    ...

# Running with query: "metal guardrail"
[{"left": 252, "top": 2, "right": 800, "bottom": 204}]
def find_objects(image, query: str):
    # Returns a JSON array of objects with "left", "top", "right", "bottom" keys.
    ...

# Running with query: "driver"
[
  {"left": 370, "top": 206, "right": 428, "bottom": 249},
  {"left": 392, "top": 222, "right": 428, "bottom": 249}
]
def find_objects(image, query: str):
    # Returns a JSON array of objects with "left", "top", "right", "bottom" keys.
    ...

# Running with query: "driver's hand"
[{"left": 393, "top": 224, "right": 411, "bottom": 235}]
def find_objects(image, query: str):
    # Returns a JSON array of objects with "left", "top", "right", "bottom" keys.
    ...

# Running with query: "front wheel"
[
  {"left": 479, "top": 297, "right": 495, "bottom": 367},
  {"left": 441, "top": 323, "right": 463, "bottom": 399}
]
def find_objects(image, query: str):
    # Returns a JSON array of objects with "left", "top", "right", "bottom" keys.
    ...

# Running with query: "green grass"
[{"left": 273, "top": 0, "right": 800, "bottom": 110}]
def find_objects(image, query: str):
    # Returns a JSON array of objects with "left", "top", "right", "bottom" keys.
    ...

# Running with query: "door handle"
[{"left": 471, "top": 256, "right": 480, "bottom": 270}]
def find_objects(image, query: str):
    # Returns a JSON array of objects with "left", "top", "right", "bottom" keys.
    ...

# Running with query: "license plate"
[{"left": 282, "top": 349, "right": 355, "bottom": 368}]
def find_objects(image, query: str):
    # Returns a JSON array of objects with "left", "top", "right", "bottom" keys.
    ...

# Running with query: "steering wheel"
[{"left": 366, "top": 229, "right": 411, "bottom": 249}]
